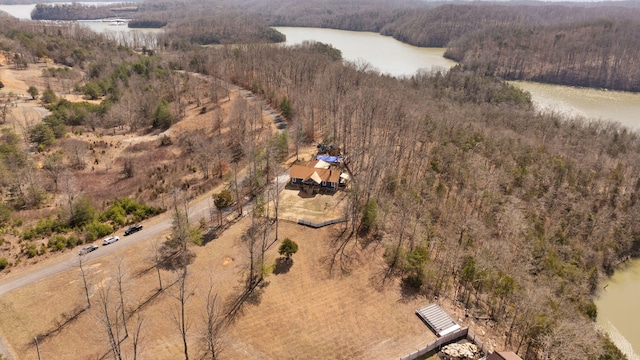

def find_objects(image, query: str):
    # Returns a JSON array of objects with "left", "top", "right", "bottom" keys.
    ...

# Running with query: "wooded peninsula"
[
  {"left": 29, "top": 0, "right": 640, "bottom": 91},
  {"left": 0, "top": 0, "right": 639, "bottom": 359}
]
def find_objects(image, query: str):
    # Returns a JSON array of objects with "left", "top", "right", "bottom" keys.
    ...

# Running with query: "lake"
[
  {"left": 274, "top": 27, "right": 456, "bottom": 78},
  {"left": 275, "top": 26, "right": 640, "bottom": 131}
]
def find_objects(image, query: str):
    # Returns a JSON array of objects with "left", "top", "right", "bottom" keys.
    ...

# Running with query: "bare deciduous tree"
[
  {"left": 170, "top": 269, "right": 192, "bottom": 360},
  {"left": 115, "top": 259, "right": 129, "bottom": 339},
  {"left": 149, "top": 240, "right": 164, "bottom": 291},
  {"left": 95, "top": 282, "right": 123, "bottom": 360},
  {"left": 200, "top": 281, "right": 222, "bottom": 359},
  {"left": 78, "top": 254, "right": 92, "bottom": 309}
]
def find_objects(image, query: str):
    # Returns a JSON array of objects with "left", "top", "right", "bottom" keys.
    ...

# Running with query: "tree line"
[
  {"left": 30, "top": 2, "right": 286, "bottom": 45},
  {"left": 31, "top": 3, "right": 137, "bottom": 21}
]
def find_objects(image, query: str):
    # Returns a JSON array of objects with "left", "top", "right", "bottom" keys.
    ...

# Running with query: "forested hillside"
[
  {"left": 379, "top": 4, "right": 640, "bottom": 47},
  {"left": 1, "top": 2, "right": 639, "bottom": 358},
  {"left": 30, "top": 3, "right": 129, "bottom": 21},
  {"left": 159, "top": 14, "right": 285, "bottom": 46},
  {"left": 29, "top": 0, "right": 640, "bottom": 91},
  {"left": 164, "top": 39, "right": 638, "bottom": 358},
  {"left": 444, "top": 19, "right": 640, "bottom": 91}
]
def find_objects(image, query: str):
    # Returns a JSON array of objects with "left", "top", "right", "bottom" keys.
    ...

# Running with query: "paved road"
[
  {"left": 0, "top": 194, "right": 194, "bottom": 360},
  {"left": 0, "top": 82, "right": 288, "bottom": 359},
  {"left": 0, "top": 172, "right": 283, "bottom": 358},
  {"left": 0, "top": 202, "right": 170, "bottom": 297},
  {"left": 0, "top": 79, "right": 287, "bottom": 297}
]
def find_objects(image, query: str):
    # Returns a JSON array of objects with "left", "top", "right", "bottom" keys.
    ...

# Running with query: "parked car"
[
  {"left": 102, "top": 236, "right": 120, "bottom": 246},
  {"left": 124, "top": 224, "right": 143, "bottom": 236},
  {"left": 79, "top": 245, "right": 98, "bottom": 255}
]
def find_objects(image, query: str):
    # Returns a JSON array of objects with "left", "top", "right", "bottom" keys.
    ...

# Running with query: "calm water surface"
[
  {"left": 276, "top": 27, "right": 640, "bottom": 131},
  {"left": 274, "top": 27, "right": 456, "bottom": 78},
  {"left": 510, "top": 81, "right": 640, "bottom": 131},
  {"left": 0, "top": 4, "right": 34, "bottom": 19},
  {"left": 594, "top": 260, "right": 640, "bottom": 360}
]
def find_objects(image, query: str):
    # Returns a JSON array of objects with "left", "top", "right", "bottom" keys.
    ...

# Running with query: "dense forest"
[
  {"left": 159, "top": 14, "right": 285, "bottom": 46},
  {"left": 26, "top": 0, "right": 640, "bottom": 91},
  {"left": 444, "top": 19, "right": 640, "bottom": 91},
  {"left": 1, "top": 1, "right": 640, "bottom": 359}
]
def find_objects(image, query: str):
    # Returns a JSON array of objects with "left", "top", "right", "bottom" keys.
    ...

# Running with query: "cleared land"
[
  {"left": 0, "top": 218, "right": 441, "bottom": 359},
  {"left": 277, "top": 186, "right": 347, "bottom": 223}
]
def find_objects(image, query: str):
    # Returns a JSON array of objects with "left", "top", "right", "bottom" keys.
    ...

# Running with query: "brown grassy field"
[{"left": 0, "top": 217, "right": 444, "bottom": 360}]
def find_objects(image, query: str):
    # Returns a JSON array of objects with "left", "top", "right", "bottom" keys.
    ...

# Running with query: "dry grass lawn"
[
  {"left": 276, "top": 187, "right": 347, "bottom": 223},
  {"left": 0, "top": 218, "right": 441, "bottom": 360}
]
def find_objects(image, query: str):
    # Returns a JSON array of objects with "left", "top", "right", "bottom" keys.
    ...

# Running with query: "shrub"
[
  {"left": 213, "top": 190, "right": 234, "bottom": 210},
  {"left": 0, "top": 201, "right": 11, "bottom": 227},
  {"left": 67, "top": 234, "right": 80, "bottom": 248},
  {"left": 24, "top": 243, "right": 38, "bottom": 258},
  {"left": 84, "top": 231, "right": 97, "bottom": 244},
  {"left": 280, "top": 96, "right": 292, "bottom": 119},
  {"left": 48, "top": 234, "right": 68, "bottom": 251},
  {"left": 70, "top": 195, "right": 97, "bottom": 228},
  {"left": 115, "top": 197, "right": 162, "bottom": 222},
  {"left": 101, "top": 202, "right": 127, "bottom": 226},
  {"left": 47, "top": 234, "right": 80, "bottom": 251},
  {"left": 403, "top": 246, "right": 428, "bottom": 289},
  {"left": 85, "top": 220, "right": 113, "bottom": 240},
  {"left": 29, "top": 123, "right": 56, "bottom": 148},
  {"left": 269, "top": 132, "right": 289, "bottom": 162},
  {"left": 580, "top": 299, "right": 598, "bottom": 321},
  {"left": 152, "top": 99, "right": 173, "bottom": 129},
  {"left": 41, "top": 88, "right": 57, "bottom": 104},
  {"left": 83, "top": 82, "right": 103, "bottom": 100},
  {"left": 278, "top": 238, "right": 299, "bottom": 259},
  {"left": 0, "top": 257, "right": 8, "bottom": 270},
  {"left": 360, "top": 198, "right": 378, "bottom": 235},
  {"left": 28, "top": 85, "right": 39, "bottom": 100},
  {"left": 22, "top": 217, "right": 66, "bottom": 240}
]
